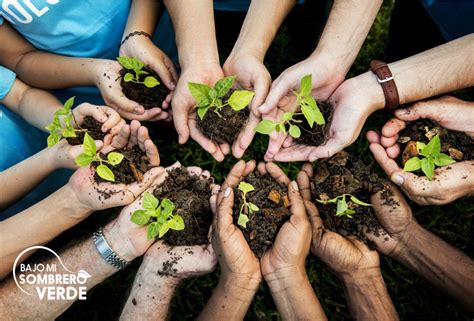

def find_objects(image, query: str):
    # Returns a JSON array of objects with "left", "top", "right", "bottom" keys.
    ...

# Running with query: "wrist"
[
  {"left": 343, "top": 72, "right": 386, "bottom": 113},
  {"left": 339, "top": 266, "right": 383, "bottom": 285},
  {"left": 102, "top": 220, "right": 140, "bottom": 262},
  {"left": 391, "top": 219, "right": 424, "bottom": 261},
  {"left": 264, "top": 265, "right": 307, "bottom": 293},
  {"left": 221, "top": 269, "right": 262, "bottom": 293},
  {"left": 60, "top": 184, "right": 93, "bottom": 219}
]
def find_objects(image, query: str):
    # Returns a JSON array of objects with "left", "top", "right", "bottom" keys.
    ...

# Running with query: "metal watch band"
[
  {"left": 92, "top": 227, "right": 130, "bottom": 270},
  {"left": 370, "top": 60, "right": 400, "bottom": 110}
]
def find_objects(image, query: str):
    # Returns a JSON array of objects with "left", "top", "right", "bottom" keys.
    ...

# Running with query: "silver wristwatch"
[{"left": 92, "top": 227, "right": 130, "bottom": 270}]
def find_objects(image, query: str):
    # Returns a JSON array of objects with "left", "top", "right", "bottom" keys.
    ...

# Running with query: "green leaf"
[
  {"left": 214, "top": 76, "right": 235, "bottom": 97},
  {"left": 416, "top": 141, "right": 427, "bottom": 152},
  {"left": 248, "top": 202, "right": 259, "bottom": 212},
  {"left": 144, "top": 76, "right": 160, "bottom": 88},
  {"left": 124, "top": 73, "right": 134, "bottom": 82},
  {"left": 254, "top": 120, "right": 276, "bottom": 135},
  {"left": 275, "top": 123, "right": 286, "bottom": 134},
  {"left": 63, "top": 96, "right": 75, "bottom": 111},
  {"left": 167, "top": 215, "right": 185, "bottom": 231},
  {"left": 301, "top": 105, "right": 315, "bottom": 128},
  {"left": 130, "top": 57, "right": 144, "bottom": 73},
  {"left": 130, "top": 210, "right": 151, "bottom": 225},
  {"left": 403, "top": 157, "right": 422, "bottom": 172},
  {"left": 282, "top": 112, "right": 293, "bottom": 122},
  {"left": 336, "top": 198, "right": 349, "bottom": 216},
  {"left": 303, "top": 95, "right": 317, "bottom": 108},
  {"left": 238, "top": 214, "right": 249, "bottom": 228},
  {"left": 299, "top": 74, "right": 313, "bottom": 97},
  {"left": 349, "top": 196, "right": 372, "bottom": 207},
  {"left": 96, "top": 164, "right": 115, "bottom": 182},
  {"left": 188, "top": 82, "right": 212, "bottom": 106},
  {"left": 146, "top": 222, "right": 159, "bottom": 240},
  {"left": 62, "top": 127, "right": 76, "bottom": 138},
  {"left": 55, "top": 108, "right": 70, "bottom": 116},
  {"left": 313, "top": 106, "right": 325, "bottom": 126},
  {"left": 344, "top": 209, "right": 356, "bottom": 218},
  {"left": 421, "top": 158, "right": 435, "bottom": 180},
  {"left": 209, "top": 88, "right": 218, "bottom": 99},
  {"left": 117, "top": 56, "right": 135, "bottom": 70},
  {"left": 142, "top": 192, "right": 159, "bottom": 211},
  {"left": 158, "top": 223, "right": 170, "bottom": 238},
  {"left": 75, "top": 153, "right": 94, "bottom": 167},
  {"left": 433, "top": 153, "right": 456, "bottom": 167},
  {"left": 107, "top": 152, "right": 124, "bottom": 165},
  {"left": 160, "top": 198, "right": 175, "bottom": 218},
  {"left": 289, "top": 125, "right": 301, "bottom": 138},
  {"left": 316, "top": 198, "right": 338, "bottom": 204},
  {"left": 45, "top": 122, "right": 59, "bottom": 132},
  {"left": 422, "top": 134, "right": 441, "bottom": 157},
  {"left": 239, "top": 181, "right": 255, "bottom": 194},
  {"left": 83, "top": 132, "right": 97, "bottom": 156},
  {"left": 197, "top": 106, "right": 210, "bottom": 120},
  {"left": 47, "top": 133, "right": 61, "bottom": 148},
  {"left": 228, "top": 90, "right": 254, "bottom": 111}
]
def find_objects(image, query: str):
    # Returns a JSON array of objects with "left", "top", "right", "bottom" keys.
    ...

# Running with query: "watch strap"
[
  {"left": 92, "top": 227, "right": 130, "bottom": 270},
  {"left": 370, "top": 60, "right": 400, "bottom": 110}
]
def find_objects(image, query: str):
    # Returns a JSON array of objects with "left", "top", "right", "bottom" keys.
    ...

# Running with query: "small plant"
[
  {"left": 46, "top": 97, "right": 83, "bottom": 147},
  {"left": 188, "top": 76, "right": 255, "bottom": 120},
  {"left": 237, "top": 182, "right": 260, "bottom": 228},
  {"left": 403, "top": 134, "right": 456, "bottom": 180},
  {"left": 255, "top": 74, "right": 325, "bottom": 139},
  {"left": 117, "top": 56, "right": 160, "bottom": 88},
  {"left": 130, "top": 192, "right": 185, "bottom": 240},
  {"left": 316, "top": 194, "right": 372, "bottom": 218},
  {"left": 75, "top": 132, "right": 124, "bottom": 182}
]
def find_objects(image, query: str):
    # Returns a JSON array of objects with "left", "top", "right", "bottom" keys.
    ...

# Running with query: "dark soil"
[
  {"left": 396, "top": 119, "right": 474, "bottom": 173},
  {"left": 66, "top": 116, "right": 105, "bottom": 145},
  {"left": 120, "top": 67, "right": 169, "bottom": 109},
  {"left": 196, "top": 91, "right": 250, "bottom": 144},
  {"left": 294, "top": 101, "right": 333, "bottom": 146},
  {"left": 94, "top": 145, "right": 151, "bottom": 185},
  {"left": 232, "top": 172, "right": 291, "bottom": 258},
  {"left": 153, "top": 167, "right": 213, "bottom": 246},
  {"left": 309, "top": 151, "right": 388, "bottom": 248}
]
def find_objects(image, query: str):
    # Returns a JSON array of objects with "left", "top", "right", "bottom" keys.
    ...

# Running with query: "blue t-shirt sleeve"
[{"left": 0, "top": 66, "right": 17, "bottom": 100}]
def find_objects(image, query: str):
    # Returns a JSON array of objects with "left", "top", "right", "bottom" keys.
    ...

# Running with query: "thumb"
[
  {"left": 308, "top": 139, "right": 346, "bottom": 162},
  {"left": 172, "top": 104, "right": 190, "bottom": 144},
  {"left": 394, "top": 101, "right": 439, "bottom": 122},
  {"left": 258, "top": 76, "right": 294, "bottom": 114}
]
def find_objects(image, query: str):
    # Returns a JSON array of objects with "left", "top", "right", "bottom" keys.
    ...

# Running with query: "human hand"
[
  {"left": 272, "top": 73, "right": 384, "bottom": 162},
  {"left": 223, "top": 53, "right": 271, "bottom": 158},
  {"left": 258, "top": 56, "right": 346, "bottom": 161},
  {"left": 367, "top": 132, "right": 474, "bottom": 205},
  {"left": 90, "top": 59, "right": 168, "bottom": 121},
  {"left": 171, "top": 64, "right": 229, "bottom": 161}
]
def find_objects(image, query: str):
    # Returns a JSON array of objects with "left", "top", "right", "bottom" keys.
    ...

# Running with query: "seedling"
[
  {"left": 188, "top": 76, "right": 255, "bottom": 120},
  {"left": 117, "top": 56, "right": 160, "bottom": 88},
  {"left": 316, "top": 194, "right": 372, "bottom": 218},
  {"left": 130, "top": 192, "right": 185, "bottom": 240},
  {"left": 255, "top": 74, "right": 325, "bottom": 139},
  {"left": 237, "top": 182, "right": 259, "bottom": 228},
  {"left": 403, "top": 134, "right": 455, "bottom": 180},
  {"left": 45, "top": 97, "right": 84, "bottom": 147},
  {"left": 74, "top": 132, "right": 124, "bottom": 182}
]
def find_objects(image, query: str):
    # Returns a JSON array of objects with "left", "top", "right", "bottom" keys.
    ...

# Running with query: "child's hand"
[
  {"left": 73, "top": 103, "right": 125, "bottom": 142},
  {"left": 48, "top": 139, "right": 103, "bottom": 170}
]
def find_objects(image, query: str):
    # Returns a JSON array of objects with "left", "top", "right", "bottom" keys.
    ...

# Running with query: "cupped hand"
[
  {"left": 223, "top": 53, "right": 271, "bottom": 158},
  {"left": 171, "top": 64, "right": 229, "bottom": 161}
]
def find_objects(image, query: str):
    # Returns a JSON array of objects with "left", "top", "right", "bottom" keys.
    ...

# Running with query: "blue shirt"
[
  {"left": 0, "top": 65, "right": 15, "bottom": 100},
  {"left": 422, "top": 0, "right": 474, "bottom": 41}
]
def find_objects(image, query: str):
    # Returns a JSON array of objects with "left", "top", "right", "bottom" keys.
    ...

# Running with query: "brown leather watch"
[{"left": 370, "top": 60, "right": 400, "bottom": 110}]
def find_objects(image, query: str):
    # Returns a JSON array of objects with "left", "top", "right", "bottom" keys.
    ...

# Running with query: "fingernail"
[
  {"left": 396, "top": 108, "right": 409, "bottom": 115},
  {"left": 391, "top": 174, "right": 404, "bottom": 186},
  {"left": 224, "top": 187, "right": 231, "bottom": 198},
  {"left": 169, "top": 81, "right": 176, "bottom": 90},
  {"left": 135, "top": 107, "right": 144, "bottom": 114},
  {"left": 291, "top": 181, "right": 299, "bottom": 191}
]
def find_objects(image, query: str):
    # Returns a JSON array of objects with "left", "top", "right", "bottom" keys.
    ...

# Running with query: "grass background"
[{"left": 57, "top": 1, "right": 473, "bottom": 320}]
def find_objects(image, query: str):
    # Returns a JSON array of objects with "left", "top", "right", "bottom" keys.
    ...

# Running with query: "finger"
[
  {"left": 101, "top": 107, "right": 122, "bottom": 132},
  {"left": 265, "top": 129, "right": 287, "bottom": 159},
  {"left": 187, "top": 166, "right": 203, "bottom": 177},
  {"left": 216, "top": 187, "right": 234, "bottom": 232},
  {"left": 189, "top": 119, "right": 224, "bottom": 162},
  {"left": 111, "top": 124, "right": 130, "bottom": 149},
  {"left": 164, "top": 56, "right": 178, "bottom": 87},
  {"left": 302, "top": 163, "right": 313, "bottom": 178},
  {"left": 369, "top": 143, "right": 401, "bottom": 176},
  {"left": 258, "top": 73, "right": 295, "bottom": 114},
  {"left": 232, "top": 114, "right": 259, "bottom": 159},
  {"left": 218, "top": 160, "right": 246, "bottom": 205},
  {"left": 282, "top": 135, "right": 293, "bottom": 148},
  {"left": 380, "top": 134, "right": 399, "bottom": 149},
  {"left": 366, "top": 130, "right": 381, "bottom": 144},
  {"left": 288, "top": 181, "right": 308, "bottom": 226},
  {"left": 394, "top": 101, "right": 435, "bottom": 122},
  {"left": 109, "top": 119, "right": 126, "bottom": 136},
  {"left": 308, "top": 139, "right": 346, "bottom": 162},
  {"left": 303, "top": 200, "right": 324, "bottom": 245},
  {"left": 108, "top": 91, "right": 144, "bottom": 114},
  {"left": 137, "top": 126, "right": 149, "bottom": 151},
  {"left": 250, "top": 74, "right": 271, "bottom": 116},
  {"left": 381, "top": 118, "right": 407, "bottom": 139},
  {"left": 220, "top": 143, "right": 231, "bottom": 156},
  {"left": 149, "top": 58, "right": 176, "bottom": 91},
  {"left": 128, "top": 120, "right": 141, "bottom": 148},
  {"left": 296, "top": 170, "right": 311, "bottom": 201},
  {"left": 273, "top": 145, "right": 315, "bottom": 162},
  {"left": 80, "top": 104, "right": 108, "bottom": 124},
  {"left": 172, "top": 103, "right": 191, "bottom": 144},
  {"left": 389, "top": 170, "right": 437, "bottom": 197},
  {"left": 386, "top": 144, "right": 401, "bottom": 159},
  {"left": 145, "top": 139, "right": 160, "bottom": 166},
  {"left": 257, "top": 162, "right": 267, "bottom": 175},
  {"left": 265, "top": 162, "right": 290, "bottom": 185},
  {"left": 210, "top": 184, "right": 221, "bottom": 215}
]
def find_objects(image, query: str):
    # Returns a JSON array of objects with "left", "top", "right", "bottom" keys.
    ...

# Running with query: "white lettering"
[
  {"left": 23, "top": 0, "right": 49, "bottom": 17},
  {"left": 2, "top": 0, "right": 32, "bottom": 24},
  {"left": 36, "top": 287, "right": 47, "bottom": 300}
]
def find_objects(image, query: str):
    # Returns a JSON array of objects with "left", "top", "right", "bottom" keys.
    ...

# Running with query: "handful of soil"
[
  {"left": 397, "top": 119, "right": 473, "bottom": 171},
  {"left": 66, "top": 116, "right": 105, "bottom": 145},
  {"left": 120, "top": 67, "right": 170, "bottom": 109},
  {"left": 94, "top": 145, "right": 151, "bottom": 185},
  {"left": 232, "top": 172, "right": 291, "bottom": 258},
  {"left": 309, "top": 151, "right": 387, "bottom": 248},
  {"left": 294, "top": 101, "right": 333, "bottom": 147},
  {"left": 196, "top": 90, "right": 250, "bottom": 144},
  {"left": 153, "top": 167, "right": 213, "bottom": 246}
]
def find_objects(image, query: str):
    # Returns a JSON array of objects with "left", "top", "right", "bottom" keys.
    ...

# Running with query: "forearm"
[
  {"left": 0, "top": 148, "right": 57, "bottom": 210},
  {"left": 122, "top": 0, "right": 160, "bottom": 38},
  {"left": 312, "top": 0, "right": 382, "bottom": 75},
  {"left": 229, "top": 0, "right": 296, "bottom": 61},
  {"left": 164, "top": 0, "right": 218, "bottom": 69},
  {"left": 198, "top": 272, "right": 260, "bottom": 321},
  {"left": 394, "top": 221, "right": 474, "bottom": 313},
  {"left": 265, "top": 268, "right": 327, "bottom": 321},
  {"left": 0, "top": 185, "right": 92, "bottom": 278},
  {"left": 340, "top": 269, "right": 399, "bottom": 321},
  {"left": 0, "top": 236, "right": 116, "bottom": 320},
  {"left": 120, "top": 269, "right": 178, "bottom": 321}
]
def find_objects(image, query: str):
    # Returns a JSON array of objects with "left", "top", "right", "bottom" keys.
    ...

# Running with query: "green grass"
[{"left": 57, "top": 1, "right": 472, "bottom": 320}]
